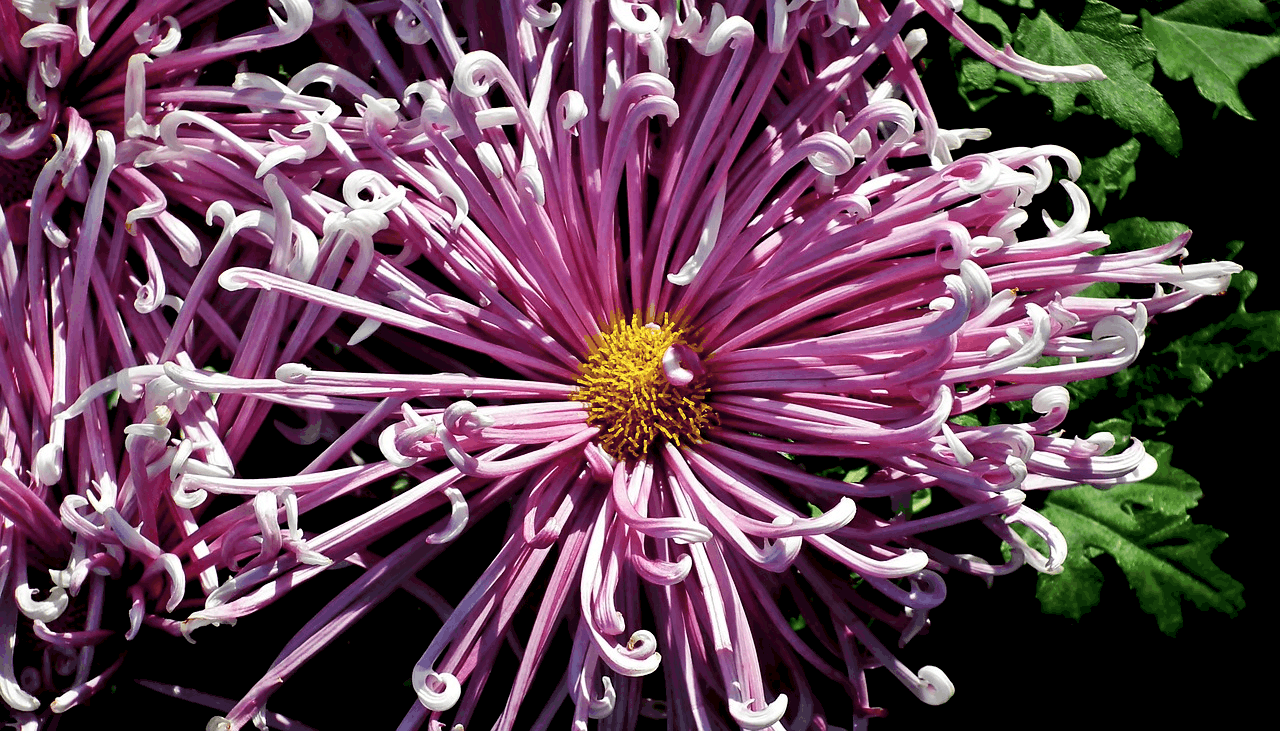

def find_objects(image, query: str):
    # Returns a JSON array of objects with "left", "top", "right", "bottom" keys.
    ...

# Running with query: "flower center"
[
  {"left": 573, "top": 315, "right": 717, "bottom": 461},
  {"left": 1, "top": 79, "right": 54, "bottom": 212}
]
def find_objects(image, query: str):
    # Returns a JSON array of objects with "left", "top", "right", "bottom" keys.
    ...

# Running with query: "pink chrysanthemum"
[
  {"left": 50, "top": 1, "right": 1241, "bottom": 729},
  {"left": 1, "top": 0, "right": 328, "bottom": 723}
]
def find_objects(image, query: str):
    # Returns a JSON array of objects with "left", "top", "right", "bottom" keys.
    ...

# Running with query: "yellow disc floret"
[{"left": 573, "top": 314, "right": 717, "bottom": 461}]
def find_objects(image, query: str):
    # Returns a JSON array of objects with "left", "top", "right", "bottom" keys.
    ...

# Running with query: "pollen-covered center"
[{"left": 572, "top": 315, "right": 716, "bottom": 461}]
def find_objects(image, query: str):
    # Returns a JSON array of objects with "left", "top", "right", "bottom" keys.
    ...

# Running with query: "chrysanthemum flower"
[
  {"left": 1, "top": 0, "right": 326, "bottom": 722},
  {"left": 52, "top": 1, "right": 1241, "bottom": 729}
]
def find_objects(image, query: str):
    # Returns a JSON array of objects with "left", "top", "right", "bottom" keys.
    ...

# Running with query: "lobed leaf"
[
  {"left": 1142, "top": 1, "right": 1280, "bottom": 120},
  {"left": 1014, "top": 0, "right": 1183, "bottom": 153},
  {"left": 1027, "top": 441, "right": 1244, "bottom": 635},
  {"left": 1078, "top": 137, "right": 1140, "bottom": 213}
]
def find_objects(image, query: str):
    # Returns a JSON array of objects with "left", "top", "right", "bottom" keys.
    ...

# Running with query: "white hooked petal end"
[
  {"left": 587, "top": 676, "right": 616, "bottom": 719},
  {"left": 990, "top": 208, "right": 1028, "bottom": 245},
  {"left": 957, "top": 259, "right": 993, "bottom": 311},
  {"left": 558, "top": 90, "right": 588, "bottom": 131},
  {"left": 1133, "top": 301, "right": 1149, "bottom": 333},
  {"left": 124, "top": 54, "right": 158, "bottom": 139},
  {"left": 525, "top": 1, "right": 562, "bottom": 27},
  {"left": 426, "top": 487, "right": 469, "bottom": 544},
  {"left": 158, "top": 553, "right": 185, "bottom": 612},
  {"left": 342, "top": 169, "right": 406, "bottom": 213},
  {"left": 268, "top": 0, "right": 313, "bottom": 40},
  {"left": 444, "top": 400, "right": 495, "bottom": 433},
  {"left": 940, "top": 424, "right": 974, "bottom": 467},
  {"left": 728, "top": 693, "right": 789, "bottom": 730},
  {"left": 518, "top": 164, "right": 546, "bottom": 206},
  {"left": 475, "top": 141, "right": 503, "bottom": 177},
  {"left": 1045, "top": 179, "right": 1090, "bottom": 238},
  {"left": 1032, "top": 386, "right": 1070, "bottom": 416},
  {"left": 928, "top": 296, "right": 955, "bottom": 312},
  {"left": 985, "top": 335, "right": 1014, "bottom": 357},
  {"left": 661, "top": 344, "right": 702, "bottom": 386},
  {"left": 391, "top": 7, "right": 430, "bottom": 43},
  {"left": 33, "top": 442, "right": 62, "bottom": 486},
  {"left": 912, "top": 666, "right": 955, "bottom": 705},
  {"left": 358, "top": 93, "right": 401, "bottom": 134},
  {"left": 167, "top": 439, "right": 195, "bottom": 482},
  {"left": 1082, "top": 430, "right": 1116, "bottom": 455},
  {"left": 0, "top": 673, "right": 40, "bottom": 712},
  {"left": 612, "top": 629, "right": 662, "bottom": 675},
  {"left": 826, "top": 0, "right": 861, "bottom": 27},
  {"left": 179, "top": 612, "right": 234, "bottom": 643},
  {"left": 418, "top": 97, "right": 459, "bottom": 135},
  {"left": 610, "top": 0, "right": 660, "bottom": 34},
  {"left": 760, "top": 533, "right": 803, "bottom": 572},
  {"left": 378, "top": 424, "right": 420, "bottom": 468},
  {"left": 440, "top": 429, "right": 479, "bottom": 475},
  {"left": 275, "top": 363, "right": 312, "bottom": 383},
  {"left": 171, "top": 476, "right": 209, "bottom": 511},
  {"left": 347, "top": 318, "right": 382, "bottom": 347},
  {"left": 1128, "top": 452, "right": 1159, "bottom": 483},
  {"left": 700, "top": 13, "right": 753, "bottom": 55},
  {"left": 255, "top": 146, "right": 307, "bottom": 178},
  {"left": 415, "top": 671, "right": 462, "bottom": 712},
  {"left": 1091, "top": 314, "right": 1140, "bottom": 354},
  {"left": 904, "top": 28, "right": 928, "bottom": 58},
  {"left": 850, "top": 128, "right": 872, "bottom": 156},
  {"left": 668, "top": 184, "right": 726, "bottom": 286},
  {"left": 1002, "top": 454, "right": 1028, "bottom": 490},
  {"left": 661, "top": 351, "right": 692, "bottom": 386},
  {"left": 453, "top": 50, "right": 505, "bottom": 98},
  {"left": 18, "top": 585, "right": 69, "bottom": 623},
  {"left": 806, "top": 497, "right": 857, "bottom": 533},
  {"left": 806, "top": 132, "right": 856, "bottom": 176},
  {"left": 148, "top": 15, "right": 182, "bottom": 56}
]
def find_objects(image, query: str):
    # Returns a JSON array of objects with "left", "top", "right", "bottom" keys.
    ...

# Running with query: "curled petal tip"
[
  {"left": 729, "top": 693, "right": 789, "bottom": 729},
  {"left": 587, "top": 676, "right": 616, "bottom": 719},
  {"left": 914, "top": 666, "right": 954, "bottom": 705},
  {"left": 416, "top": 671, "right": 462, "bottom": 712},
  {"left": 217, "top": 268, "right": 256, "bottom": 291}
]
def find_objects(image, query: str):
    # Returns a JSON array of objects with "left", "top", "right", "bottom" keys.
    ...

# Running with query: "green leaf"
[
  {"left": 955, "top": 61, "right": 1038, "bottom": 111},
  {"left": 1014, "top": 1, "right": 1183, "bottom": 153},
  {"left": 960, "top": 0, "right": 1014, "bottom": 44},
  {"left": 1142, "top": 4, "right": 1280, "bottom": 120},
  {"left": 1101, "top": 216, "right": 1187, "bottom": 254},
  {"left": 1078, "top": 137, "right": 1140, "bottom": 213},
  {"left": 389, "top": 476, "right": 412, "bottom": 495},
  {"left": 1030, "top": 441, "right": 1244, "bottom": 634},
  {"left": 1158, "top": 0, "right": 1269, "bottom": 28},
  {"left": 842, "top": 464, "right": 871, "bottom": 483},
  {"left": 911, "top": 488, "right": 933, "bottom": 514}
]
